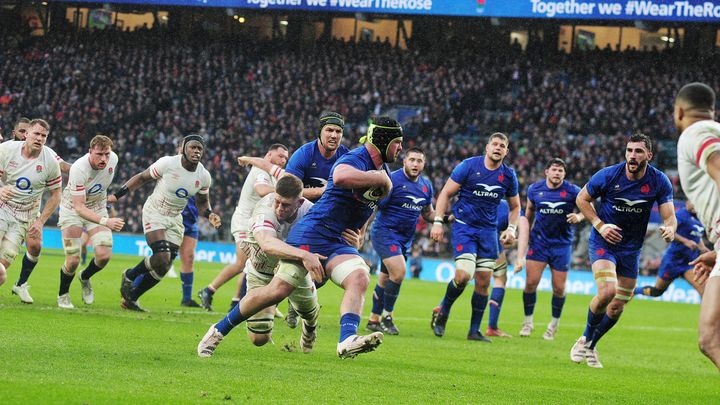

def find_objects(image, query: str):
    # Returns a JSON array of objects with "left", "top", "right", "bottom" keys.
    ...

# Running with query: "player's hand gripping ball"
[{"left": 353, "top": 170, "right": 391, "bottom": 202}]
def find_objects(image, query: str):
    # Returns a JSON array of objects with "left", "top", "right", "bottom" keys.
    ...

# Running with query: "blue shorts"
[
  {"left": 526, "top": 241, "right": 572, "bottom": 272},
  {"left": 657, "top": 251, "right": 695, "bottom": 282},
  {"left": 287, "top": 231, "right": 359, "bottom": 264},
  {"left": 588, "top": 240, "right": 641, "bottom": 279},
  {"left": 370, "top": 231, "right": 411, "bottom": 260},
  {"left": 451, "top": 222, "right": 498, "bottom": 260},
  {"left": 182, "top": 207, "right": 199, "bottom": 239}
]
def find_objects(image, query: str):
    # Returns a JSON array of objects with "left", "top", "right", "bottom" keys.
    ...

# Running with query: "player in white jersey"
[
  {"left": 198, "top": 175, "right": 362, "bottom": 357},
  {"left": 674, "top": 82, "right": 720, "bottom": 370},
  {"left": 0, "top": 119, "right": 62, "bottom": 303},
  {"left": 111, "top": 134, "right": 221, "bottom": 311},
  {"left": 55, "top": 135, "right": 125, "bottom": 308},
  {"left": 197, "top": 144, "right": 288, "bottom": 312}
]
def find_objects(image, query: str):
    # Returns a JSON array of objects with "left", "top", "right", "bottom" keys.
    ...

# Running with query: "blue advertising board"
[
  {"left": 43, "top": 228, "right": 700, "bottom": 305},
  {"left": 64, "top": 0, "right": 720, "bottom": 22}
]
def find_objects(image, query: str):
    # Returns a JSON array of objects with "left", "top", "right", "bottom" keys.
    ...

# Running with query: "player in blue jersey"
[
  {"left": 197, "top": 117, "right": 403, "bottom": 359},
  {"left": 570, "top": 133, "right": 676, "bottom": 368},
  {"left": 285, "top": 111, "right": 350, "bottom": 202},
  {"left": 178, "top": 196, "right": 202, "bottom": 307},
  {"left": 430, "top": 132, "right": 521, "bottom": 342},
  {"left": 233, "top": 111, "right": 349, "bottom": 327},
  {"left": 483, "top": 199, "right": 514, "bottom": 338},
  {"left": 634, "top": 203, "right": 707, "bottom": 298},
  {"left": 513, "top": 158, "right": 583, "bottom": 340},
  {"left": 366, "top": 147, "right": 435, "bottom": 335}
]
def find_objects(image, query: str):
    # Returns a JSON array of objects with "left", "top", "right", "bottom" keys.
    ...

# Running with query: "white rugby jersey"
[
  {"left": 0, "top": 141, "right": 62, "bottom": 221},
  {"left": 62, "top": 152, "right": 119, "bottom": 211},
  {"left": 677, "top": 119, "right": 720, "bottom": 242},
  {"left": 246, "top": 193, "right": 313, "bottom": 274},
  {"left": 231, "top": 166, "right": 280, "bottom": 233},
  {"left": 145, "top": 155, "right": 211, "bottom": 216}
]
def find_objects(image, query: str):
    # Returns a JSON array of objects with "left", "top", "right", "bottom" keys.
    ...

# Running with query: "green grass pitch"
[{"left": 0, "top": 249, "right": 718, "bottom": 404}]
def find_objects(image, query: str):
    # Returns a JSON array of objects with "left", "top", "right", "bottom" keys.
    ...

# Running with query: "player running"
[
  {"left": 0, "top": 119, "right": 62, "bottom": 301},
  {"left": 430, "top": 132, "right": 521, "bottom": 342},
  {"left": 198, "top": 116, "right": 402, "bottom": 359},
  {"left": 112, "top": 134, "right": 221, "bottom": 311},
  {"left": 56, "top": 135, "right": 124, "bottom": 308},
  {"left": 570, "top": 133, "right": 676, "bottom": 368},
  {"left": 513, "top": 158, "right": 583, "bottom": 340},
  {"left": 366, "top": 146, "right": 435, "bottom": 335}
]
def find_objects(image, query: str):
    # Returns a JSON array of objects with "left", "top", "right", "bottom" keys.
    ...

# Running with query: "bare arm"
[
  {"left": 108, "top": 169, "right": 154, "bottom": 204},
  {"left": 500, "top": 195, "right": 521, "bottom": 245},
  {"left": 71, "top": 194, "right": 125, "bottom": 231},
  {"left": 514, "top": 216, "right": 530, "bottom": 274},
  {"left": 38, "top": 187, "right": 61, "bottom": 225},
  {"left": 525, "top": 198, "right": 536, "bottom": 229},
  {"left": 255, "top": 229, "right": 326, "bottom": 282},
  {"left": 195, "top": 192, "right": 221, "bottom": 229},
  {"left": 657, "top": 201, "right": 677, "bottom": 242},
  {"left": 430, "top": 179, "right": 461, "bottom": 242},
  {"left": 237, "top": 156, "right": 284, "bottom": 179},
  {"left": 59, "top": 160, "right": 71, "bottom": 174},
  {"left": 421, "top": 203, "right": 436, "bottom": 223},
  {"left": 302, "top": 186, "right": 326, "bottom": 202}
]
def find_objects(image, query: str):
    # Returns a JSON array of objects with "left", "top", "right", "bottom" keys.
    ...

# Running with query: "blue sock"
[
  {"left": 239, "top": 276, "right": 248, "bottom": 300},
  {"left": 522, "top": 292, "right": 537, "bottom": 317},
  {"left": 129, "top": 274, "right": 161, "bottom": 301},
  {"left": 383, "top": 280, "right": 402, "bottom": 313},
  {"left": 216, "top": 305, "right": 247, "bottom": 336},
  {"left": 583, "top": 307, "right": 605, "bottom": 340},
  {"left": 16, "top": 253, "right": 39, "bottom": 286},
  {"left": 339, "top": 313, "right": 361, "bottom": 342},
  {"left": 469, "top": 293, "right": 488, "bottom": 334},
  {"left": 371, "top": 284, "right": 385, "bottom": 316},
  {"left": 551, "top": 295, "right": 566, "bottom": 319},
  {"left": 81, "top": 250, "right": 87, "bottom": 266},
  {"left": 440, "top": 280, "right": 465, "bottom": 316},
  {"left": 488, "top": 288, "right": 505, "bottom": 329},
  {"left": 180, "top": 272, "right": 194, "bottom": 302},
  {"left": 589, "top": 314, "right": 619, "bottom": 349},
  {"left": 126, "top": 258, "right": 150, "bottom": 280}
]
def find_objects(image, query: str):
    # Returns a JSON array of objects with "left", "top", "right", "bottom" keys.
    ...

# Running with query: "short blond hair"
[
  {"left": 90, "top": 135, "right": 114, "bottom": 150},
  {"left": 28, "top": 118, "right": 50, "bottom": 131}
]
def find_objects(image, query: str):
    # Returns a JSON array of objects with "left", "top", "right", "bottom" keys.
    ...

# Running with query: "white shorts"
[
  {"left": 230, "top": 210, "right": 250, "bottom": 243},
  {"left": 0, "top": 208, "right": 30, "bottom": 263},
  {"left": 142, "top": 205, "right": 184, "bottom": 246},
  {"left": 58, "top": 205, "right": 109, "bottom": 232}
]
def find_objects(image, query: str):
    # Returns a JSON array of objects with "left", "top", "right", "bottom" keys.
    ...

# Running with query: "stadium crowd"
[{"left": 1, "top": 27, "right": 718, "bottom": 261}]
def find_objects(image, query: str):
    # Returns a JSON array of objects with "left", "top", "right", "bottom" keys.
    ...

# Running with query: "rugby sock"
[
  {"left": 383, "top": 280, "right": 401, "bottom": 313},
  {"left": 440, "top": 280, "right": 465, "bottom": 316},
  {"left": 16, "top": 253, "right": 39, "bottom": 286},
  {"left": 634, "top": 286, "right": 663, "bottom": 297},
  {"left": 522, "top": 291, "right": 537, "bottom": 317},
  {"left": 339, "top": 313, "right": 361, "bottom": 342},
  {"left": 371, "top": 284, "right": 384, "bottom": 316},
  {"left": 79, "top": 258, "right": 102, "bottom": 281},
  {"left": 129, "top": 274, "right": 161, "bottom": 300},
  {"left": 132, "top": 275, "right": 144, "bottom": 289},
  {"left": 488, "top": 288, "right": 505, "bottom": 329},
  {"left": 180, "top": 272, "right": 194, "bottom": 302},
  {"left": 81, "top": 249, "right": 87, "bottom": 266},
  {"left": 239, "top": 276, "right": 248, "bottom": 300},
  {"left": 58, "top": 266, "right": 74, "bottom": 296},
  {"left": 582, "top": 307, "right": 605, "bottom": 340},
  {"left": 229, "top": 299, "right": 240, "bottom": 310},
  {"left": 588, "top": 314, "right": 619, "bottom": 349},
  {"left": 216, "top": 305, "right": 248, "bottom": 335},
  {"left": 551, "top": 295, "right": 566, "bottom": 320},
  {"left": 469, "top": 293, "right": 489, "bottom": 334},
  {"left": 203, "top": 286, "right": 215, "bottom": 296},
  {"left": 126, "top": 257, "right": 150, "bottom": 280}
]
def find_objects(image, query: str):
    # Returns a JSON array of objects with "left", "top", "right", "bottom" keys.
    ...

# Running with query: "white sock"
[
  {"left": 525, "top": 315, "right": 534, "bottom": 324},
  {"left": 550, "top": 317, "right": 560, "bottom": 327}
]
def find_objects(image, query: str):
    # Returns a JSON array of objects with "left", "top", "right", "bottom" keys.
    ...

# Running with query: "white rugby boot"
[
  {"left": 12, "top": 283, "right": 33, "bottom": 304},
  {"left": 570, "top": 336, "right": 588, "bottom": 363},
  {"left": 337, "top": 332, "right": 383, "bottom": 359},
  {"left": 57, "top": 293, "right": 75, "bottom": 309},
  {"left": 197, "top": 324, "right": 225, "bottom": 358}
]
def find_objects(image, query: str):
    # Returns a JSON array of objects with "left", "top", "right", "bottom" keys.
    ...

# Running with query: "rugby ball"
[{"left": 354, "top": 185, "right": 389, "bottom": 202}]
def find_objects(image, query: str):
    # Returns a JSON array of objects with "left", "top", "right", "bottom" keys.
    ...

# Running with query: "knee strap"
[
  {"left": 455, "top": 253, "right": 476, "bottom": 276},
  {"left": 149, "top": 240, "right": 172, "bottom": 255},
  {"left": 63, "top": 238, "right": 83, "bottom": 258},
  {"left": 594, "top": 268, "right": 617, "bottom": 283},
  {"left": 475, "top": 258, "right": 496, "bottom": 273},
  {"left": 614, "top": 286, "right": 634, "bottom": 302}
]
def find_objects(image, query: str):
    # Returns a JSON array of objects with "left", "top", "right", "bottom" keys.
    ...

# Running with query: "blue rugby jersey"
[
  {"left": 449, "top": 156, "right": 518, "bottom": 229},
  {"left": 371, "top": 169, "right": 433, "bottom": 242},
  {"left": 527, "top": 180, "right": 581, "bottom": 247},
  {"left": 586, "top": 162, "right": 673, "bottom": 251},
  {"left": 285, "top": 140, "right": 349, "bottom": 188}
]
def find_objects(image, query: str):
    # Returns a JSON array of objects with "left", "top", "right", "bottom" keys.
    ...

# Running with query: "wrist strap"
[
  {"left": 204, "top": 209, "right": 213, "bottom": 219},
  {"left": 113, "top": 185, "right": 129, "bottom": 200},
  {"left": 99, "top": 217, "right": 109, "bottom": 226}
]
